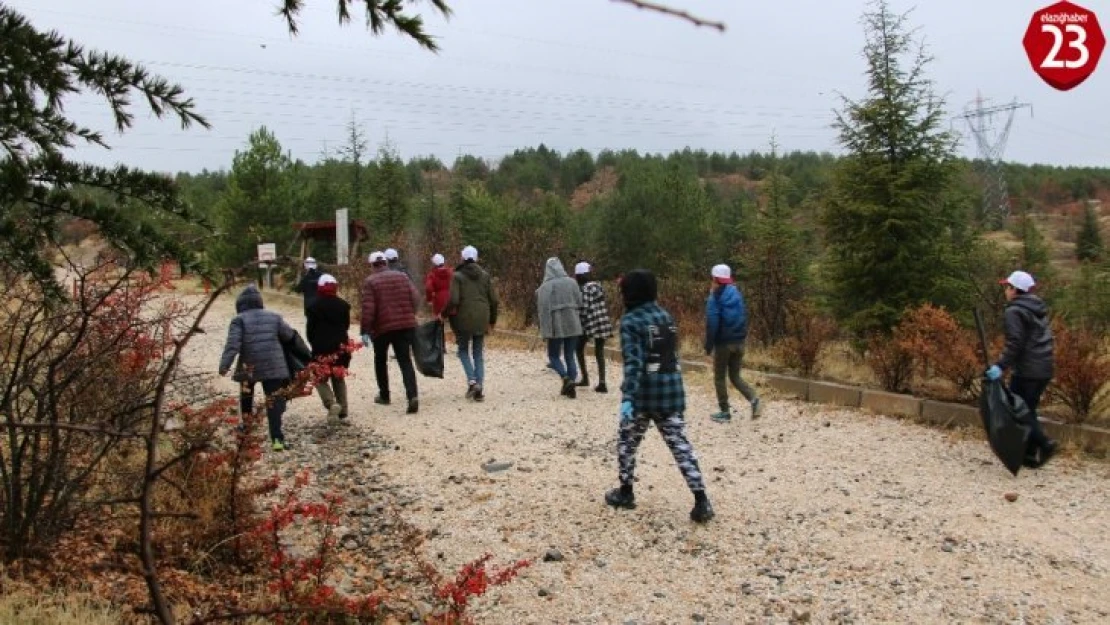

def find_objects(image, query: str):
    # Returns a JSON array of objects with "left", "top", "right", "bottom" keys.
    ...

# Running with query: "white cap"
[
  {"left": 317, "top": 273, "right": 337, "bottom": 286},
  {"left": 304, "top": 257, "right": 317, "bottom": 268},
  {"left": 574, "top": 261, "right": 591, "bottom": 275},
  {"left": 368, "top": 251, "right": 386, "bottom": 264},
  {"left": 1001, "top": 270, "right": 1035, "bottom": 292},
  {"left": 384, "top": 248, "right": 399, "bottom": 261},
  {"left": 431, "top": 253, "right": 445, "bottom": 266},
  {"left": 711, "top": 263, "right": 733, "bottom": 284},
  {"left": 461, "top": 245, "right": 478, "bottom": 261}
]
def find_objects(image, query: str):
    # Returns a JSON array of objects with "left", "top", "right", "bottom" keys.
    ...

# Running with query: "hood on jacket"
[
  {"left": 1009, "top": 293, "right": 1049, "bottom": 318},
  {"left": 235, "top": 284, "right": 264, "bottom": 313},
  {"left": 543, "top": 257, "right": 569, "bottom": 282},
  {"left": 457, "top": 261, "right": 482, "bottom": 280},
  {"left": 620, "top": 269, "right": 657, "bottom": 310}
]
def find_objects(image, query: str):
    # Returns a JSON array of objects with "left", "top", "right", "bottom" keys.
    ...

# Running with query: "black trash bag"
[
  {"left": 979, "top": 377, "right": 1033, "bottom": 476},
  {"left": 413, "top": 320, "right": 445, "bottom": 379},
  {"left": 282, "top": 329, "right": 313, "bottom": 378}
]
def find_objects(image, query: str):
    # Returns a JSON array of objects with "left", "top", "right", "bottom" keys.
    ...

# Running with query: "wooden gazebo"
[{"left": 291, "top": 219, "right": 370, "bottom": 276}]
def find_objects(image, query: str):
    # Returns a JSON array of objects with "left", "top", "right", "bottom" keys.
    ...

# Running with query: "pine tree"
[
  {"left": 820, "top": 0, "right": 969, "bottom": 336},
  {"left": 211, "top": 127, "right": 296, "bottom": 266},
  {"left": 0, "top": 5, "right": 208, "bottom": 296},
  {"left": 338, "top": 115, "right": 369, "bottom": 218},
  {"left": 1016, "top": 208, "right": 1053, "bottom": 282},
  {"left": 1076, "top": 202, "right": 1104, "bottom": 262},
  {"left": 370, "top": 139, "right": 411, "bottom": 238},
  {"left": 743, "top": 136, "right": 809, "bottom": 343}
]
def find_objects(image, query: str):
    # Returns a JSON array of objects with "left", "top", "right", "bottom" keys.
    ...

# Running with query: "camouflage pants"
[{"left": 618, "top": 412, "right": 706, "bottom": 492}]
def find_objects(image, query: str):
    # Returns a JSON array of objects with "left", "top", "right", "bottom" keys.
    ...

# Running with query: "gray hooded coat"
[
  {"left": 219, "top": 284, "right": 301, "bottom": 381},
  {"left": 535, "top": 257, "right": 583, "bottom": 340}
]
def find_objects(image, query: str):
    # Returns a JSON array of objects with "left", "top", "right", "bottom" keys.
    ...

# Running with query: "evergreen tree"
[
  {"left": 1016, "top": 207, "right": 1053, "bottom": 282},
  {"left": 743, "top": 137, "right": 809, "bottom": 343},
  {"left": 337, "top": 115, "right": 368, "bottom": 218},
  {"left": 0, "top": 5, "right": 208, "bottom": 295},
  {"left": 370, "top": 140, "right": 410, "bottom": 238},
  {"left": 211, "top": 127, "right": 296, "bottom": 266},
  {"left": 820, "top": 0, "right": 969, "bottom": 336},
  {"left": 1076, "top": 201, "right": 1104, "bottom": 262}
]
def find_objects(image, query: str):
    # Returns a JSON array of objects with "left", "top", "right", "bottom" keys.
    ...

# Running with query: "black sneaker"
[
  {"left": 473, "top": 384, "right": 485, "bottom": 402},
  {"left": 374, "top": 395, "right": 391, "bottom": 406},
  {"left": 604, "top": 488, "right": 636, "bottom": 510},
  {"left": 594, "top": 383, "right": 608, "bottom": 393},
  {"left": 566, "top": 383, "right": 577, "bottom": 399},
  {"left": 575, "top": 378, "right": 590, "bottom": 387},
  {"left": 406, "top": 398, "right": 419, "bottom": 414},
  {"left": 466, "top": 382, "right": 478, "bottom": 400},
  {"left": 690, "top": 498, "right": 715, "bottom": 523}
]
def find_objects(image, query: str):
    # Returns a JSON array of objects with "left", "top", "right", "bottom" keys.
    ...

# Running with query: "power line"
[{"left": 958, "top": 93, "right": 1032, "bottom": 226}]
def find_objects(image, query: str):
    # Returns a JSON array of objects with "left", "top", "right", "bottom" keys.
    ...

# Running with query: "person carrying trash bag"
[
  {"left": 603, "top": 269, "right": 715, "bottom": 524},
  {"left": 984, "top": 270, "right": 1059, "bottom": 469},
  {"left": 219, "top": 283, "right": 310, "bottom": 451},
  {"left": 306, "top": 273, "right": 353, "bottom": 424}
]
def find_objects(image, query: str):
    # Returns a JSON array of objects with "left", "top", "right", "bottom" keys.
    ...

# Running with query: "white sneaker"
[{"left": 327, "top": 403, "right": 343, "bottom": 419}]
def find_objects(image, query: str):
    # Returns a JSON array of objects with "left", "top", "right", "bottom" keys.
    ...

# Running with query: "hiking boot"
[
  {"left": 406, "top": 398, "right": 419, "bottom": 414},
  {"left": 710, "top": 410, "right": 731, "bottom": 423},
  {"left": 594, "top": 383, "right": 608, "bottom": 393},
  {"left": 750, "top": 398, "right": 763, "bottom": 419},
  {"left": 604, "top": 488, "right": 636, "bottom": 510},
  {"left": 690, "top": 498, "right": 715, "bottom": 524},
  {"left": 374, "top": 395, "right": 391, "bottom": 406},
  {"left": 466, "top": 382, "right": 478, "bottom": 399},
  {"left": 327, "top": 403, "right": 343, "bottom": 419},
  {"left": 473, "top": 384, "right": 485, "bottom": 402}
]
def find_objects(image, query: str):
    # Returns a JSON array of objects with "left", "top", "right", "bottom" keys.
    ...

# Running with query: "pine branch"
[
  {"left": 279, "top": 0, "right": 452, "bottom": 50},
  {"left": 609, "top": 0, "right": 726, "bottom": 32}
]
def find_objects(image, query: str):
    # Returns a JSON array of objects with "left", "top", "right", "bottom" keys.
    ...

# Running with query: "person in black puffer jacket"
[
  {"left": 219, "top": 283, "right": 309, "bottom": 451},
  {"left": 986, "top": 270, "right": 1058, "bottom": 468},
  {"left": 307, "top": 273, "right": 353, "bottom": 422}
]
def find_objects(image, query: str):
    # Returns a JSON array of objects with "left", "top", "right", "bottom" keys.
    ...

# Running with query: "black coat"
[
  {"left": 996, "top": 294, "right": 1054, "bottom": 380},
  {"left": 306, "top": 294, "right": 352, "bottom": 368},
  {"left": 296, "top": 268, "right": 323, "bottom": 313}
]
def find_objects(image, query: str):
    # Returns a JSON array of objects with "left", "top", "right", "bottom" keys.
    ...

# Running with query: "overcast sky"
[{"left": 11, "top": 0, "right": 1110, "bottom": 173}]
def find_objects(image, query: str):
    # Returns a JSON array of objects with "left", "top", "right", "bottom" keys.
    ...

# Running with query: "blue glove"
[
  {"left": 619, "top": 400, "right": 634, "bottom": 423},
  {"left": 985, "top": 365, "right": 1002, "bottom": 381},
  {"left": 361, "top": 334, "right": 371, "bottom": 348}
]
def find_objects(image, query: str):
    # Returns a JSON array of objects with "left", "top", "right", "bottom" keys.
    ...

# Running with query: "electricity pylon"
[{"left": 959, "top": 94, "right": 1032, "bottom": 228}]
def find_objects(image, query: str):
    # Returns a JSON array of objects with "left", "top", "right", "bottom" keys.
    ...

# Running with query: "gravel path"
[{"left": 187, "top": 290, "right": 1110, "bottom": 624}]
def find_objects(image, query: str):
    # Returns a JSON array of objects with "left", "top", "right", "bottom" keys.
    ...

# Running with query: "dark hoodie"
[
  {"left": 447, "top": 260, "right": 498, "bottom": 336},
  {"left": 996, "top": 293, "right": 1055, "bottom": 380}
]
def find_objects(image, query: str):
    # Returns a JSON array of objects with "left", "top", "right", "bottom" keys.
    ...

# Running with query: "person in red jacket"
[
  {"left": 360, "top": 251, "right": 421, "bottom": 414},
  {"left": 424, "top": 253, "right": 454, "bottom": 318}
]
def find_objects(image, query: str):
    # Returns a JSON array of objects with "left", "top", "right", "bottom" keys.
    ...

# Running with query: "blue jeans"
[
  {"left": 547, "top": 336, "right": 578, "bottom": 380},
  {"left": 457, "top": 333, "right": 485, "bottom": 385}
]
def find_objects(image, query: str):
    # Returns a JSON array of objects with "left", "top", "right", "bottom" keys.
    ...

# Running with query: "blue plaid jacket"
[{"left": 619, "top": 302, "right": 685, "bottom": 414}]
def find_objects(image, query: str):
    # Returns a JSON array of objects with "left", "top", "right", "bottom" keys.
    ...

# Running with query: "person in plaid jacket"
[
  {"left": 604, "top": 269, "right": 714, "bottom": 524},
  {"left": 573, "top": 261, "right": 614, "bottom": 393}
]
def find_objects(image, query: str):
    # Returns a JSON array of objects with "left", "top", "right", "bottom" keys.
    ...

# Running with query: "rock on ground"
[{"left": 185, "top": 289, "right": 1110, "bottom": 624}]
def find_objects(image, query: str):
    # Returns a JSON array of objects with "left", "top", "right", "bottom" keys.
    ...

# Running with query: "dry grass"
[{"left": 0, "top": 581, "right": 123, "bottom": 625}]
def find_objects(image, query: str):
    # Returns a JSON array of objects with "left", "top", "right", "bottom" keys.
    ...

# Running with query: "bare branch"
[
  {"left": 2, "top": 421, "right": 146, "bottom": 438},
  {"left": 610, "top": 0, "right": 726, "bottom": 32}
]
